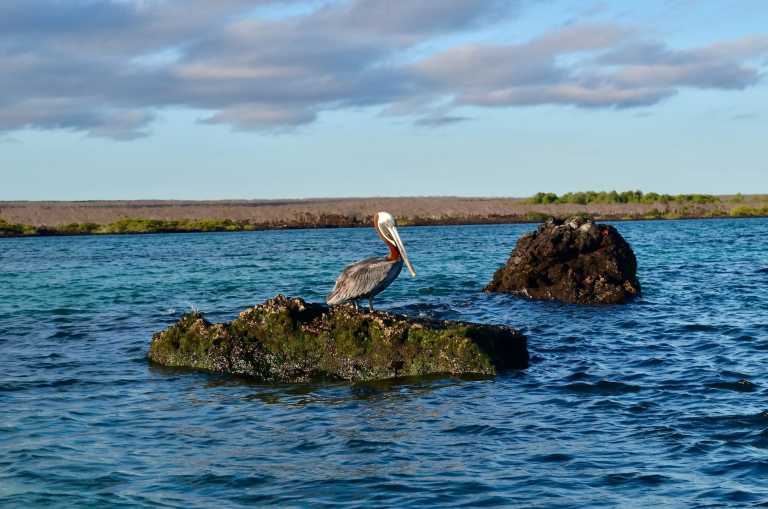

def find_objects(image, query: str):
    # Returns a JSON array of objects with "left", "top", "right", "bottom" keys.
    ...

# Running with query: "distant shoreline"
[
  {"left": 2, "top": 194, "right": 766, "bottom": 238},
  {"left": 2, "top": 214, "right": 768, "bottom": 240}
]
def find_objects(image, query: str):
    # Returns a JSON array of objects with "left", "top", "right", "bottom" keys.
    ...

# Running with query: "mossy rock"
[{"left": 148, "top": 295, "right": 528, "bottom": 383}]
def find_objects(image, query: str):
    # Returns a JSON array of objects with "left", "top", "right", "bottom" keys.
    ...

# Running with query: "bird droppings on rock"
[
  {"left": 485, "top": 216, "right": 641, "bottom": 305},
  {"left": 148, "top": 295, "right": 528, "bottom": 383}
]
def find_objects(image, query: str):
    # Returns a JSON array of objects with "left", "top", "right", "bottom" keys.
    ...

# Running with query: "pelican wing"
[{"left": 326, "top": 256, "right": 400, "bottom": 305}]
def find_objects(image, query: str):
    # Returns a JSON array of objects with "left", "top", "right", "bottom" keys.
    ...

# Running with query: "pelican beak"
[{"left": 387, "top": 224, "right": 416, "bottom": 277}]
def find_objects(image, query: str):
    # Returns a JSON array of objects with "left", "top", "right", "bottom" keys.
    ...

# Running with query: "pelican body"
[{"left": 327, "top": 212, "right": 416, "bottom": 310}]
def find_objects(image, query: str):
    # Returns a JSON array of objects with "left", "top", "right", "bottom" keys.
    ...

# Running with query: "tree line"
[{"left": 528, "top": 191, "right": 720, "bottom": 205}]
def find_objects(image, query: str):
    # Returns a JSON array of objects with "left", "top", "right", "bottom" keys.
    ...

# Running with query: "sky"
[{"left": 1, "top": 0, "right": 767, "bottom": 200}]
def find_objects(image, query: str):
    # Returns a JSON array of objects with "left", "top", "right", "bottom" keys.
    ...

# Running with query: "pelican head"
[{"left": 375, "top": 211, "right": 416, "bottom": 277}]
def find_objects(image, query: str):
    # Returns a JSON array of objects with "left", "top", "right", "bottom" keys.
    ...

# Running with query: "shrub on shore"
[
  {"left": 49, "top": 223, "right": 101, "bottom": 235},
  {"left": 0, "top": 218, "right": 256, "bottom": 237},
  {"left": 528, "top": 191, "right": 720, "bottom": 205},
  {"left": 730, "top": 206, "right": 768, "bottom": 217},
  {"left": 0, "top": 219, "right": 37, "bottom": 236}
]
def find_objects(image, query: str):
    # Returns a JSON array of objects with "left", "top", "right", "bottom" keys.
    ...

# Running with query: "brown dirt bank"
[{"left": 2, "top": 195, "right": 766, "bottom": 228}]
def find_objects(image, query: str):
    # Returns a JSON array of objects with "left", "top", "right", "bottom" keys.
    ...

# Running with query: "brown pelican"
[{"left": 327, "top": 211, "right": 416, "bottom": 310}]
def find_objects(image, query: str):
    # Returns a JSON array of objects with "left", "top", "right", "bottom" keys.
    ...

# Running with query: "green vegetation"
[
  {"left": 0, "top": 219, "right": 37, "bottom": 236},
  {"left": 148, "top": 295, "right": 528, "bottom": 382},
  {"left": 523, "top": 211, "right": 552, "bottom": 223},
  {"left": 105, "top": 218, "right": 251, "bottom": 233},
  {"left": 730, "top": 206, "right": 768, "bottom": 217},
  {"left": 49, "top": 223, "right": 101, "bottom": 235},
  {"left": 0, "top": 218, "right": 258, "bottom": 237},
  {"left": 529, "top": 191, "right": 720, "bottom": 205}
]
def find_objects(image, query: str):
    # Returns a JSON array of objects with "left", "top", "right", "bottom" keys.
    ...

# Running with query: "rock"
[
  {"left": 485, "top": 216, "right": 641, "bottom": 304},
  {"left": 148, "top": 295, "right": 528, "bottom": 383}
]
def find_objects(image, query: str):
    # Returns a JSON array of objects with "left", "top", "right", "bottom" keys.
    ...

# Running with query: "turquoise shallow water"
[{"left": 1, "top": 218, "right": 767, "bottom": 508}]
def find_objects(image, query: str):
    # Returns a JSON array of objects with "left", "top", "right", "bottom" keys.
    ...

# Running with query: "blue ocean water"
[{"left": 1, "top": 218, "right": 767, "bottom": 508}]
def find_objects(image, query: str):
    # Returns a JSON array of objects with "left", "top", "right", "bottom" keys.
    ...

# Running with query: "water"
[{"left": 1, "top": 218, "right": 767, "bottom": 508}]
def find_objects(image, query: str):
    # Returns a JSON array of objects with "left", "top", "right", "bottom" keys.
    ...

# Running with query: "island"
[{"left": 1, "top": 192, "right": 767, "bottom": 237}]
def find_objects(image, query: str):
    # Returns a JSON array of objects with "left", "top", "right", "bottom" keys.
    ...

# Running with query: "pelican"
[{"left": 327, "top": 211, "right": 416, "bottom": 310}]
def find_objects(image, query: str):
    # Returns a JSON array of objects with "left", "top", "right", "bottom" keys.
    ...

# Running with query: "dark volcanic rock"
[
  {"left": 485, "top": 216, "right": 641, "bottom": 304},
  {"left": 148, "top": 295, "right": 528, "bottom": 383}
]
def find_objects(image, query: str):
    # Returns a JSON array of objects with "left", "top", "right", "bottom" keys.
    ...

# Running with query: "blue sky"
[{"left": 1, "top": 0, "right": 766, "bottom": 200}]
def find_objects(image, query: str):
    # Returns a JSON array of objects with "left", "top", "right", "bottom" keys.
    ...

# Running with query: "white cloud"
[{"left": 0, "top": 0, "right": 766, "bottom": 139}]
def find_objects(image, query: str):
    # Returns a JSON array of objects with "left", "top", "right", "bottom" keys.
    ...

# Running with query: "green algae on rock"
[{"left": 148, "top": 295, "right": 528, "bottom": 383}]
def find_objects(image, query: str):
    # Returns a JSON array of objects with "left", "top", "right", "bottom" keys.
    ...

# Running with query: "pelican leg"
[{"left": 368, "top": 297, "right": 374, "bottom": 312}]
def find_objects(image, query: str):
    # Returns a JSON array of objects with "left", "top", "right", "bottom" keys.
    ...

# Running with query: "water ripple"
[{"left": 2, "top": 218, "right": 768, "bottom": 507}]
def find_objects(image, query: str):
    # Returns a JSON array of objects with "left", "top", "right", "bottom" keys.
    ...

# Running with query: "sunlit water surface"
[{"left": 1, "top": 219, "right": 767, "bottom": 508}]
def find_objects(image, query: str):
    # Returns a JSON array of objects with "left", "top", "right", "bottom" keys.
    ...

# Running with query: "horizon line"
[{"left": 1, "top": 192, "right": 764, "bottom": 204}]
